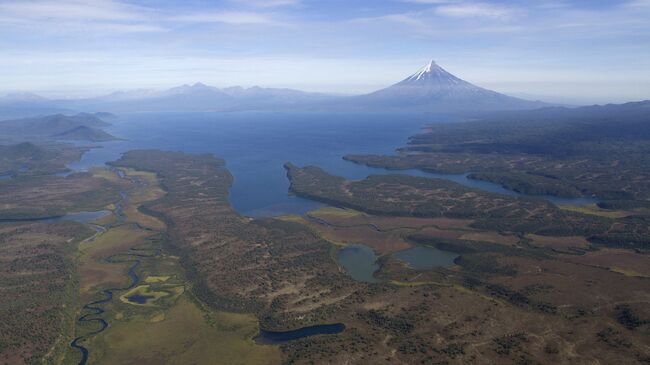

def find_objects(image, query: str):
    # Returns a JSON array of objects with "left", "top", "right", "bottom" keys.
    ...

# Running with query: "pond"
[
  {"left": 127, "top": 294, "right": 153, "bottom": 304},
  {"left": 338, "top": 243, "right": 461, "bottom": 283},
  {"left": 337, "top": 244, "right": 380, "bottom": 283},
  {"left": 393, "top": 246, "right": 458, "bottom": 270}
]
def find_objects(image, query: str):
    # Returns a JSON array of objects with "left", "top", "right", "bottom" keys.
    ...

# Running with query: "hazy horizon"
[{"left": 2, "top": 0, "right": 650, "bottom": 104}]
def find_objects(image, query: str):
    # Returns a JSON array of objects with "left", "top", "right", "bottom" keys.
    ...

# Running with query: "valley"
[
  {"left": 1, "top": 103, "right": 649, "bottom": 364},
  {"left": 3, "top": 0, "right": 650, "bottom": 363},
  {"left": 105, "top": 149, "right": 650, "bottom": 364}
]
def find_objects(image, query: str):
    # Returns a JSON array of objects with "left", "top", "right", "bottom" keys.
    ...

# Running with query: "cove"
[{"left": 254, "top": 323, "right": 345, "bottom": 344}]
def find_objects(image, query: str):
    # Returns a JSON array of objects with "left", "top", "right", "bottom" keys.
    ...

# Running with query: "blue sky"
[{"left": 1, "top": 0, "right": 649, "bottom": 103}]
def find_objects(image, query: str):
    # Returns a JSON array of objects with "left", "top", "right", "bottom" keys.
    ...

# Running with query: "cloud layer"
[{"left": 0, "top": 0, "right": 648, "bottom": 103}]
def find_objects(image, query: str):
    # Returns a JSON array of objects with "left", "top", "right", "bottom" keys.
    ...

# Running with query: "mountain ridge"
[{"left": 2, "top": 60, "right": 640, "bottom": 116}]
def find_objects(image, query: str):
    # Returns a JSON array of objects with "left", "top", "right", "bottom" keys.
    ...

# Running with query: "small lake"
[
  {"left": 393, "top": 246, "right": 458, "bottom": 270},
  {"left": 338, "top": 243, "right": 460, "bottom": 282},
  {"left": 48, "top": 210, "right": 111, "bottom": 223},
  {"left": 254, "top": 323, "right": 345, "bottom": 344},
  {"left": 337, "top": 244, "right": 380, "bottom": 283},
  {"left": 127, "top": 294, "right": 152, "bottom": 304}
]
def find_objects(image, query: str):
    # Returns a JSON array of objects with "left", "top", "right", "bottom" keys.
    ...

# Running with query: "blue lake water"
[
  {"left": 66, "top": 111, "right": 437, "bottom": 216},
  {"left": 127, "top": 294, "right": 152, "bottom": 304},
  {"left": 65, "top": 111, "right": 596, "bottom": 217}
]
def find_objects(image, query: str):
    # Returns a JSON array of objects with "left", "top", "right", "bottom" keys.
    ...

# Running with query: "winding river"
[
  {"left": 68, "top": 170, "right": 162, "bottom": 364},
  {"left": 70, "top": 244, "right": 161, "bottom": 365}
]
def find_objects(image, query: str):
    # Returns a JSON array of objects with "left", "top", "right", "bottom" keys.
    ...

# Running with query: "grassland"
[
  {"left": 0, "top": 142, "right": 87, "bottom": 178},
  {"left": 0, "top": 170, "right": 121, "bottom": 220},
  {"left": 0, "top": 142, "right": 123, "bottom": 365},
  {"left": 0, "top": 221, "right": 90, "bottom": 365},
  {"left": 285, "top": 164, "right": 616, "bottom": 238},
  {"left": 64, "top": 164, "right": 280, "bottom": 365},
  {"left": 110, "top": 150, "right": 650, "bottom": 364},
  {"left": 273, "top": 103, "right": 650, "bottom": 363},
  {"left": 95, "top": 297, "right": 279, "bottom": 365},
  {"left": 0, "top": 142, "right": 284, "bottom": 365},
  {"left": 3, "top": 140, "right": 649, "bottom": 364},
  {"left": 346, "top": 101, "right": 650, "bottom": 202}
]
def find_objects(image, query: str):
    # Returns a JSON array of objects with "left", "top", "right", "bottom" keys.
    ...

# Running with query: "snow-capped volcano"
[
  {"left": 354, "top": 60, "right": 546, "bottom": 112},
  {"left": 401, "top": 60, "right": 464, "bottom": 84}
]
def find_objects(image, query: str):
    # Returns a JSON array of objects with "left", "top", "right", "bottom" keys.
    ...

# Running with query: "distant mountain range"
[
  {"left": 0, "top": 92, "right": 71, "bottom": 119},
  {"left": 56, "top": 83, "right": 338, "bottom": 113},
  {"left": 0, "top": 60, "right": 604, "bottom": 117}
]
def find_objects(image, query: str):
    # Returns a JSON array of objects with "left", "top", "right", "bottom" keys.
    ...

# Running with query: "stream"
[{"left": 69, "top": 171, "right": 160, "bottom": 365}]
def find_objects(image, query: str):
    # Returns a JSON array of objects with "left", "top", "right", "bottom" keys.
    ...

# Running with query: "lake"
[
  {"left": 337, "top": 244, "right": 380, "bottom": 283},
  {"left": 66, "top": 111, "right": 597, "bottom": 217},
  {"left": 337, "top": 243, "right": 459, "bottom": 283},
  {"left": 254, "top": 323, "right": 346, "bottom": 344},
  {"left": 66, "top": 111, "right": 436, "bottom": 216},
  {"left": 393, "top": 246, "right": 458, "bottom": 270}
]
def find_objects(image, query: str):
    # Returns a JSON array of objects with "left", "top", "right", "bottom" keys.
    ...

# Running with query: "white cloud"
[
  {"left": 625, "top": 0, "right": 650, "bottom": 7},
  {"left": 228, "top": 0, "right": 300, "bottom": 8},
  {"left": 0, "top": 0, "right": 165, "bottom": 33},
  {"left": 0, "top": 0, "right": 146, "bottom": 21},
  {"left": 435, "top": 2, "right": 519, "bottom": 19},
  {"left": 351, "top": 12, "right": 425, "bottom": 27},
  {"left": 400, "top": 0, "right": 451, "bottom": 3},
  {"left": 172, "top": 11, "right": 281, "bottom": 25}
]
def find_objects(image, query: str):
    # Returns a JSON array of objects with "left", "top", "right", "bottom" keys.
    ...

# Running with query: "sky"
[{"left": 1, "top": 0, "right": 649, "bottom": 104}]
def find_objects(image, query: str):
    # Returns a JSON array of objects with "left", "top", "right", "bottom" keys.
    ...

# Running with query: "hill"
[{"left": 0, "top": 113, "right": 116, "bottom": 142}]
